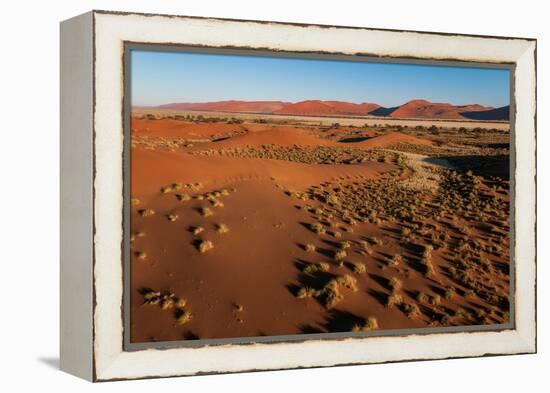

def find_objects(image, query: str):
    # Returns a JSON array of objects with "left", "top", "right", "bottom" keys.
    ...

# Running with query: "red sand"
[
  {"left": 389, "top": 99, "right": 493, "bottom": 120},
  {"left": 129, "top": 117, "right": 509, "bottom": 343}
]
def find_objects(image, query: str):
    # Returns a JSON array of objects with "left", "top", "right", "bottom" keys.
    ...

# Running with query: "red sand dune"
[
  {"left": 354, "top": 131, "right": 434, "bottom": 148},
  {"left": 131, "top": 147, "right": 393, "bottom": 197},
  {"left": 152, "top": 99, "right": 505, "bottom": 120},
  {"left": 132, "top": 118, "right": 246, "bottom": 139},
  {"left": 210, "top": 126, "right": 340, "bottom": 148},
  {"left": 389, "top": 99, "right": 493, "bottom": 120},
  {"left": 159, "top": 100, "right": 288, "bottom": 113},
  {"left": 274, "top": 100, "right": 380, "bottom": 116}
]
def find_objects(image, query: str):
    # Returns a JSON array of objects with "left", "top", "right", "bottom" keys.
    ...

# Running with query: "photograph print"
[{"left": 126, "top": 47, "right": 512, "bottom": 345}]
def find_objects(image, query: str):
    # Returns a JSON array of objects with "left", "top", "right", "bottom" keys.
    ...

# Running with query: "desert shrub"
[
  {"left": 192, "top": 226, "right": 204, "bottom": 235},
  {"left": 175, "top": 310, "right": 193, "bottom": 325},
  {"left": 138, "top": 208, "right": 155, "bottom": 217},
  {"left": 216, "top": 223, "right": 230, "bottom": 234},
  {"left": 334, "top": 249, "right": 347, "bottom": 261},
  {"left": 311, "top": 223, "right": 326, "bottom": 235},
  {"left": 335, "top": 274, "right": 358, "bottom": 291},
  {"left": 198, "top": 240, "right": 214, "bottom": 253},
  {"left": 352, "top": 316, "right": 379, "bottom": 332},
  {"left": 296, "top": 286, "right": 317, "bottom": 299},
  {"left": 444, "top": 287, "right": 455, "bottom": 300},
  {"left": 389, "top": 254, "right": 403, "bottom": 267},
  {"left": 388, "top": 277, "right": 402, "bottom": 291},
  {"left": 200, "top": 207, "right": 213, "bottom": 217},
  {"left": 429, "top": 294, "right": 441, "bottom": 305},
  {"left": 416, "top": 291, "right": 428, "bottom": 303},
  {"left": 135, "top": 251, "right": 147, "bottom": 260},
  {"left": 167, "top": 214, "right": 178, "bottom": 222},
  {"left": 176, "top": 193, "right": 191, "bottom": 201},
  {"left": 403, "top": 303, "right": 421, "bottom": 318},
  {"left": 352, "top": 262, "right": 366, "bottom": 274},
  {"left": 305, "top": 243, "right": 316, "bottom": 252},
  {"left": 339, "top": 240, "right": 351, "bottom": 250},
  {"left": 386, "top": 293, "right": 403, "bottom": 308},
  {"left": 303, "top": 262, "right": 330, "bottom": 274}
]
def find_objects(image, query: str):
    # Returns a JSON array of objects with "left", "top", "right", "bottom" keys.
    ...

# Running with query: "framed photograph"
[{"left": 60, "top": 10, "right": 536, "bottom": 381}]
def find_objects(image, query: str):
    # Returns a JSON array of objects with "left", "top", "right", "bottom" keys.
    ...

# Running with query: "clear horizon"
[{"left": 131, "top": 50, "right": 510, "bottom": 108}]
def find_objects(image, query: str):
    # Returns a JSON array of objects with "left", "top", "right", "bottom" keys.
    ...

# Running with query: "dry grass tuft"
[
  {"left": 444, "top": 287, "right": 455, "bottom": 300},
  {"left": 200, "top": 207, "right": 214, "bottom": 217},
  {"left": 176, "top": 193, "right": 191, "bottom": 201},
  {"left": 389, "top": 254, "right": 403, "bottom": 267},
  {"left": 403, "top": 303, "right": 421, "bottom": 318},
  {"left": 305, "top": 243, "right": 316, "bottom": 252},
  {"left": 352, "top": 262, "right": 366, "bottom": 274},
  {"left": 296, "top": 286, "right": 318, "bottom": 299},
  {"left": 138, "top": 209, "right": 155, "bottom": 217},
  {"left": 388, "top": 277, "right": 402, "bottom": 291},
  {"left": 352, "top": 316, "right": 379, "bottom": 332},
  {"left": 334, "top": 249, "right": 347, "bottom": 262},
  {"left": 198, "top": 240, "right": 214, "bottom": 253},
  {"left": 216, "top": 223, "right": 230, "bottom": 234},
  {"left": 386, "top": 293, "right": 403, "bottom": 308},
  {"left": 311, "top": 223, "right": 326, "bottom": 235},
  {"left": 303, "top": 262, "right": 330, "bottom": 274},
  {"left": 175, "top": 310, "right": 193, "bottom": 325},
  {"left": 192, "top": 226, "right": 204, "bottom": 235}
]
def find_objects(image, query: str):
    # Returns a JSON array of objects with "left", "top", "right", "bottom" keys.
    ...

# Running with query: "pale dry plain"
[{"left": 129, "top": 110, "right": 511, "bottom": 343}]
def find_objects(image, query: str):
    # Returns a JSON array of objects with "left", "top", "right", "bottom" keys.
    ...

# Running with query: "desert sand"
[{"left": 129, "top": 112, "right": 510, "bottom": 343}]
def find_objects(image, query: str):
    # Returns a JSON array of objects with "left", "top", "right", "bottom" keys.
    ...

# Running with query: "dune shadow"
[
  {"left": 367, "top": 288, "right": 388, "bottom": 306},
  {"left": 299, "top": 324, "right": 325, "bottom": 334},
  {"left": 323, "top": 309, "right": 365, "bottom": 332}
]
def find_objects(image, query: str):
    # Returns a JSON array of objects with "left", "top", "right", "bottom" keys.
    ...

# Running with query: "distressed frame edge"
[
  {"left": 90, "top": 11, "right": 537, "bottom": 382},
  {"left": 59, "top": 11, "right": 95, "bottom": 381}
]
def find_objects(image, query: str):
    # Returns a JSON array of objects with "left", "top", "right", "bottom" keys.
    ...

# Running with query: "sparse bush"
[
  {"left": 296, "top": 286, "right": 317, "bottom": 299},
  {"left": 388, "top": 277, "right": 402, "bottom": 291},
  {"left": 138, "top": 208, "right": 155, "bottom": 217},
  {"left": 389, "top": 254, "right": 402, "bottom": 267},
  {"left": 429, "top": 294, "right": 441, "bottom": 305},
  {"left": 403, "top": 303, "right": 421, "bottom": 318},
  {"left": 444, "top": 287, "right": 455, "bottom": 300},
  {"left": 176, "top": 193, "right": 191, "bottom": 201},
  {"left": 305, "top": 243, "right": 316, "bottom": 252},
  {"left": 200, "top": 207, "right": 213, "bottom": 217},
  {"left": 386, "top": 293, "right": 403, "bottom": 308},
  {"left": 311, "top": 223, "right": 326, "bottom": 235},
  {"left": 176, "top": 310, "right": 193, "bottom": 325},
  {"left": 167, "top": 214, "right": 178, "bottom": 222},
  {"left": 334, "top": 249, "right": 347, "bottom": 261},
  {"left": 352, "top": 262, "right": 366, "bottom": 274},
  {"left": 335, "top": 274, "right": 358, "bottom": 291},
  {"left": 352, "top": 316, "right": 379, "bottom": 332},
  {"left": 192, "top": 226, "right": 204, "bottom": 235},
  {"left": 416, "top": 291, "right": 428, "bottom": 303},
  {"left": 216, "top": 223, "right": 230, "bottom": 234},
  {"left": 198, "top": 240, "right": 214, "bottom": 253}
]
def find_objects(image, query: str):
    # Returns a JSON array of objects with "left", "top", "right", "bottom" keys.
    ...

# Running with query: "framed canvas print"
[{"left": 60, "top": 10, "right": 537, "bottom": 382}]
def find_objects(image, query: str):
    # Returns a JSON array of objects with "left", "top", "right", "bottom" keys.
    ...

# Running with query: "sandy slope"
[{"left": 130, "top": 118, "right": 510, "bottom": 343}]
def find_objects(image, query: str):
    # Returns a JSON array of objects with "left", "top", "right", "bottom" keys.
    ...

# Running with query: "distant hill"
[
  {"left": 460, "top": 106, "right": 510, "bottom": 121},
  {"left": 153, "top": 99, "right": 509, "bottom": 121}
]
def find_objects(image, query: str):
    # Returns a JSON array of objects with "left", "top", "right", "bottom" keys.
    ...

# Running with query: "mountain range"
[{"left": 156, "top": 99, "right": 509, "bottom": 121}]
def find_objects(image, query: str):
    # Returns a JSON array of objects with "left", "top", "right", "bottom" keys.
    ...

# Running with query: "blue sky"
[{"left": 131, "top": 49, "right": 510, "bottom": 108}]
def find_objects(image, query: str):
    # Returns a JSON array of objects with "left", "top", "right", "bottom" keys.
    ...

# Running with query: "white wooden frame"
[{"left": 60, "top": 10, "right": 537, "bottom": 382}]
